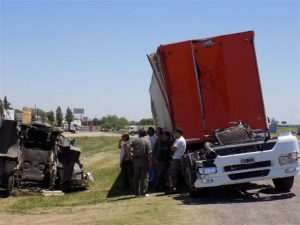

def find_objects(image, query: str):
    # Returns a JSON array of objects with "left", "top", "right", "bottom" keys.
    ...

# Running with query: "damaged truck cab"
[{"left": 148, "top": 31, "right": 299, "bottom": 196}]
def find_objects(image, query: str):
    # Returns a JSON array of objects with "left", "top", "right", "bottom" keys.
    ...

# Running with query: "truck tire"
[
  {"left": 188, "top": 187, "right": 201, "bottom": 198},
  {"left": 273, "top": 176, "right": 294, "bottom": 192},
  {"left": 182, "top": 156, "right": 199, "bottom": 197}
]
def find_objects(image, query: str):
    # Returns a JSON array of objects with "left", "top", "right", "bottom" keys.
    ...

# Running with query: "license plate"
[{"left": 240, "top": 157, "right": 255, "bottom": 164}]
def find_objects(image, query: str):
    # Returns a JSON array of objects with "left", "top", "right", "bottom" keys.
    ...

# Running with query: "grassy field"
[
  {"left": 272, "top": 126, "right": 300, "bottom": 140},
  {"left": 0, "top": 136, "right": 186, "bottom": 225}
]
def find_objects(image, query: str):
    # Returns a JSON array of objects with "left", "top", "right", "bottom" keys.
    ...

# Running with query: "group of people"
[{"left": 118, "top": 127, "right": 186, "bottom": 197}]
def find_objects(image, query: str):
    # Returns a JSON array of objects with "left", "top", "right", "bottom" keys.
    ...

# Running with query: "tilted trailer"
[{"left": 148, "top": 31, "right": 299, "bottom": 196}]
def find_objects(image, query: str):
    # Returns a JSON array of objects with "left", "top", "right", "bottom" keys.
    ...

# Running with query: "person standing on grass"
[
  {"left": 118, "top": 133, "right": 132, "bottom": 190},
  {"left": 147, "top": 127, "right": 157, "bottom": 184},
  {"left": 126, "top": 129, "right": 152, "bottom": 197},
  {"left": 166, "top": 128, "right": 186, "bottom": 194},
  {"left": 155, "top": 131, "right": 172, "bottom": 191}
]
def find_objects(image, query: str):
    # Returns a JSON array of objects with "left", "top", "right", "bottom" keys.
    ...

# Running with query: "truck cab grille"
[
  {"left": 228, "top": 169, "right": 270, "bottom": 180},
  {"left": 224, "top": 160, "right": 271, "bottom": 172},
  {"left": 213, "top": 140, "right": 276, "bottom": 156}
]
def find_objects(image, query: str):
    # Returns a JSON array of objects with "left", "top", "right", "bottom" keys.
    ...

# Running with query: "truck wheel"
[
  {"left": 182, "top": 156, "right": 199, "bottom": 197},
  {"left": 189, "top": 187, "right": 201, "bottom": 198},
  {"left": 273, "top": 176, "right": 294, "bottom": 192}
]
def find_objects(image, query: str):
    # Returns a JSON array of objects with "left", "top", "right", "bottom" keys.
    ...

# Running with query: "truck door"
[
  {"left": 159, "top": 42, "right": 206, "bottom": 143},
  {"left": 191, "top": 31, "right": 267, "bottom": 134}
]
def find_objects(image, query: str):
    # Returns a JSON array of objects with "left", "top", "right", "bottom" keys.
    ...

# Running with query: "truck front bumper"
[{"left": 194, "top": 164, "right": 299, "bottom": 188}]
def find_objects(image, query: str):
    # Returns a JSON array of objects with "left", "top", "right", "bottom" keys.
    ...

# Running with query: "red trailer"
[
  {"left": 148, "top": 31, "right": 299, "bottom": 195},
  {"left": 148, "top": 31, "right": 267, "bottom": 144}
]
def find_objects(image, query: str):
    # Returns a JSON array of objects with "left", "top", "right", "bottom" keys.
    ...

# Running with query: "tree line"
[{"left": 1, "top": 96, "right": 154, "bottom": 129}]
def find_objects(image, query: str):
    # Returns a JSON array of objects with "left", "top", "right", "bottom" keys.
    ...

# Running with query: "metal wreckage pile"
[{"left": 0, "top": 118, "right": 93, "bottom": 195}]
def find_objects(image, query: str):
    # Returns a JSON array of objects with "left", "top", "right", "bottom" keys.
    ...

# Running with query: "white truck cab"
[{"left": 183, "top": 130, "right": 299, "bottom": 196}]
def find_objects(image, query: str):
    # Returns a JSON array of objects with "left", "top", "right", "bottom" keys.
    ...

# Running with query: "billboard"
[
  {"left": 74, "top": 108, "right": 84, "bottom": 114},
  {"left": 6, "top": 110, "right": 15, "bottom": 120},
  {"left": 22, "top": 107, "right": 32, "bottom": 125}
]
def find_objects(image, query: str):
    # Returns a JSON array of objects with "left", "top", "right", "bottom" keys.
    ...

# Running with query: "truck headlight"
[
  {"left": 198, "top": 167, "right": 217, "bottom": 175},
  {"left": 278, "top": 152, "right": 299, "bottom": 165}
]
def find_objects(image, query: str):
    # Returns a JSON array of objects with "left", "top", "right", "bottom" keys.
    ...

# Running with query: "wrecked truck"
[
  {"left": 0, "top": 119, "right": 92, "bottom": 194},
  {"left": 148, "top": 31, "right": 299, "bottom": 196}
]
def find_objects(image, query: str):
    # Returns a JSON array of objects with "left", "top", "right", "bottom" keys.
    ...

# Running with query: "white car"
[{"left": 128, "top": 125, "right": 138, "bottom": 135}]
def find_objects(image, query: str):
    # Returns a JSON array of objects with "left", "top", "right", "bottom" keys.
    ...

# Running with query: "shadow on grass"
[
  {"left": 173, "top": 182, "right": 296, "bottom": 205},
  {"left": 106, "top": 171, "right": 170, "bottom": 199},
  {"left": 106, "top": 172, "right": 134, "bottom": 198}
]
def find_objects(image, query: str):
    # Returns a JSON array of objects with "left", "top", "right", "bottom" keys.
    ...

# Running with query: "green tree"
[
  {"left": 138, "top": 118, "right": 154, "bottom": 126},
  {"left": 3, "top": 96, "right": 11, "bottom": 109},
  {"left": 46, "top": 111, "right": 55, "bottom": 125},
  {"left": 56, "top": 106, "right": 63, "bottom": 127},
  {"left": 65, "top": 107, "right": 74, "bottom": 130},
  {"left": 31, "top": 108, "right": 46, "bottom": 121},
  {"left": 270, "top": 118, "right": 278, "bottom": 125},
  {"left": 129, "top": 120, "right": 137, "bottom": 125},
  {"left": 93, "top": 118, "right": 99, "bottom": 126},
  {"left": 119, "top": 117, "right": 129, "bottom": 128},
  {"left": 100, "top": 115, "right": 129, "bottom": 130}
]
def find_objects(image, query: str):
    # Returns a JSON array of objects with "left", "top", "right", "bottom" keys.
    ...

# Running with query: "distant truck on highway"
[
  {"left": 148, "top": 31, "right": 299, "bottom": 196},
  {"left": 128, "top": 125, "right": 138, "bottom": 135}
]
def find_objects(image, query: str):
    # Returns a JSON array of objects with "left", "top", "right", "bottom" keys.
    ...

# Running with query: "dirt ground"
[
  {"left": 177, "top": 176, "right": 300, "bottom": 225},
  {"left": 1, "top": 177, "right": 299, "bottom": 225}
]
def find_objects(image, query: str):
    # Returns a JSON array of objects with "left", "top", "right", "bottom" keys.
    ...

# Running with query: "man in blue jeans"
[
  {"left": 147, "top": 127, "right": 157, "bottom": 184},
  {"left": 166, "top": 128, "right": 186, "bottom": 194}
]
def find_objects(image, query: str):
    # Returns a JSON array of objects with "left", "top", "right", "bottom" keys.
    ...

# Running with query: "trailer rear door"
[{"left": 192, "top": 31, "right": 267, "bottom": 134}]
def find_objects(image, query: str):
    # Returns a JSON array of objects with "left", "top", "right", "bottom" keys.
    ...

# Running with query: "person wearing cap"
[
  {"left": 126, "top": 128, "right": 152, "bottom": 197},
  {"left": 166, "top": 127, "right": 186, "bottom": 194}
]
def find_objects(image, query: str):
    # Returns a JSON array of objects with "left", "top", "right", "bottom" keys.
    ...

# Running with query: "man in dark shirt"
[
  {"left": 155, "top": 131, "right": 172, "bottom": 191},
  {"left": 126, "top": 129, "right": 152, "bottom": 197}
]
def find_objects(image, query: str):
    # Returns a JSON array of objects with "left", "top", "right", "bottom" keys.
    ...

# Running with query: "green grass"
[
  {"left": 76, "top": 136, "right": 120, "bottom": 157},
  {"left": 0, "top": 137, "right": 181, "bottom": 225},
  {"left": 1, "top": 136, "right": 183, "bottom": 225}
]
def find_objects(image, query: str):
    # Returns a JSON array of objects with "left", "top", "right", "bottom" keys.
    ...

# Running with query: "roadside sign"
[
  {"left": 269, "top": 125, "right": 277, "bottom": 133},
  {"left": 22, "top": 107, "right": 32, "bottom": 124},
  {"left": 74, "top": 108, "right": 84, "bottom": 114},
  {"left": 281, "top": 121, "right": 287, "bottom": 125},
  {"left": 6, "top": 109, "right": 14, "bottom": 120}
]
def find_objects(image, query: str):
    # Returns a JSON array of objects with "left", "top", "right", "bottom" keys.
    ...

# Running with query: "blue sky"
[{"left": 0, "top": 0, "right": 299, "bottom": 123}]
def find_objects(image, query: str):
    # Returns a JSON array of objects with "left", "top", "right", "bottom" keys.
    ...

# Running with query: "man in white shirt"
[{"left": 166, "top": 127, "right": 186, "bottom": 194}]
